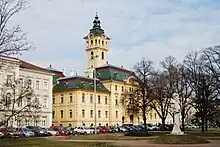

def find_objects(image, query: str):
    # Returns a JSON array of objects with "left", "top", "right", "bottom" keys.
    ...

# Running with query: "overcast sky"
[{"left": 11, "top": 0, "right": 220, "bottom": 75}]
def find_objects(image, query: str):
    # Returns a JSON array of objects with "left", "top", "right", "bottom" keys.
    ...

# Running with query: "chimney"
[
  {"left": 49, "top": 64, "right": 52, "bottom": 68},
  {"left": 70, "top": 70, "right": 74, "bottom": 76},
  {"left": 75, "top": 70, "right": 78, "bottom": 76},
  {"left": 62, "top": 68, "right": 65, "bottom": 75}
]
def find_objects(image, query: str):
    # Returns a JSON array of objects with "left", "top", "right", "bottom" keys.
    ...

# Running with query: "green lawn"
[
  {"left": 69, "top": 133, "right": 156, "bottom": 140},
  {"left": 0, "top": 138, "right": 116, "bottom": 147},
  {"left": 68, "top": 131, "right": 220, "bottom": 141},
  {"left": 153, "top": 135, "right": 209, "bottom": 144}
]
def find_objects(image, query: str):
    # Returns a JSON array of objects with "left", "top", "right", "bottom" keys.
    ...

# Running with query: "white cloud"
[{"left": 7, "top": 0, "right": 220, "bottom": 74}]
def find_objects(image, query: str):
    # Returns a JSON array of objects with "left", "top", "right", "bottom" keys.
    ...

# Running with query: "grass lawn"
[
  {"left": 0, "top": 138, "right": 116, "bottom": 147},
  {"left": 68, "top": 133, "right": 156, "bottom": 140},
  {"left": 153, "top": 135, "right": 209, "bottom": 144},
  {"left": 65, "top": 130, "right": 220, "bottom": 141}
]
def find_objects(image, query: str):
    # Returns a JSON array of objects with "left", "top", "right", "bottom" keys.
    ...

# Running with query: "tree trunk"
[
  {"left": 162, "top": 118, "right": 166, "bottom": 131},
  {"left": 201, "top": 117, "right": 205, "bottom": 132},
  {"left": 181, "top": 115, "right": 185, "bottom": 131},
  {"left": 205, "top": 118, "right": 208, "bottom": 131},
  {"left": 143, "top": 113, "right": 147, "bottom": 131}
]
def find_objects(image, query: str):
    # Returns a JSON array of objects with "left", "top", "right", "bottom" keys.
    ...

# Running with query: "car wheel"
[{"left": 84, "top": 132, "right": 87, "bottom": 135}]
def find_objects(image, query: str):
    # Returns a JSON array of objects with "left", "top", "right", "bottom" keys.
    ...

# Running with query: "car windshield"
[
  {"left": 48, "top": 128, "right": 55, "bottom": 131},
  {"left": 7, "top": 128, "right": 16, "bottom": 132},
  {"left": 22, "top": 128, "right": 30, "bottom": 131}
]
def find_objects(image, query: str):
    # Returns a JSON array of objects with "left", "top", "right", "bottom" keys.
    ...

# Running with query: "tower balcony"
[{"left": 86, "top": 44, "right": 108, "bottom": 50}]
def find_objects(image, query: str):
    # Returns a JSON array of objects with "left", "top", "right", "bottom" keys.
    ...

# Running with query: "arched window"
[
  {"left": 102, "top": 41, "right": 104, "bottom": 46},
  {"left": 98, "top": 39, "right": 101, "bottom": 44},
  {"left": 91, "top": 51, "right": 94, "bottom": 59},
  {"left": 91, "top": 40, "right": 93, "bottom": 45},
  {"left": 101, "top": 52, "right": 104, "bottom": 60},
  {"left": 95, "top": 39, "right": 97, "bottom": 45}
]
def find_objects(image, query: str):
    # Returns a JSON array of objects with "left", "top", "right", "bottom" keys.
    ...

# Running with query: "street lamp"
[{"left": 92, "top": 55, "right": 99, "bottom": 134}]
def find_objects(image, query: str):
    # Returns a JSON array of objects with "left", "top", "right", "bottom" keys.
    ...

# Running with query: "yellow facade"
[
  {"left": 53, "top": 89, "right": 110, "bottom": 126},
  {"left": 52, "top": 13, "right": 162, "bottom": 127}
]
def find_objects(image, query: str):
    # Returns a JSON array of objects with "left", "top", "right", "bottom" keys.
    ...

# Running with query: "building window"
[
  {"left": 52, "top": 111, "right": 55, "bottom": 119},
  {"left": 154, "top": 113, "right": 157, "bottom": 119},
  {"left": 19, "top": 78, "right": 24, "bottom": 87},
  {"left": 101, "top": 52, "right": 104, "bottom": 59},
  {"left": 27, "top": 79, "right": 32, "bottom": 88},
  {"left": 17, "top": 99, "right": 22, "bottom": 107},
  {"left": 82, "top": 109, "right": 85, "bottom": 118},
  {"left": 27, "top": 97, "right": 31, "bottom": 106},
  {"left": 36, "top": 80, "right": 40, "bottom": 90},
  {"left": 43, "top": 98, "right": 47, "bottom": 108},
  {"left": 115, "top": 99, "right": 118, "bottom": 106},
  {"left": 105, "top": 96, "right": 107, "bottom": 105},
  {"left": 69, "top": 93, "right": 72, "bottom": 102},
  {"left": 98, "top": 95, "right": 101, "bottom": 104},
  {"left": 102, "top": 40, "right": 104, "bottom": 46},
  {"left": 90, "top": 94, "right": 93, "bottom": 103},
  {"left": 105, "top": 111, "right": 108, "bottom": 118},
  {"left": 69, "top": 110, "right": 72, "bottom": 118},
  {"left": 116, "top": 111, "right": 118, "bottom": 118},
  {"left": 60, "top": 110, "right": 63, "bottom": 118},
  {"left": 115, "top": 85, "right": 117, "bottom": 91},
  {"left": 98, "top": 110, "right": 101, "bottom": 118},
  {"left": 44, "top": 81, "right": 48, "bottom": 90},
  {"left": 150, "top": 112, "right": 153, "bottom": 120},
  {"left": 82, "top": 93, "right": 85, "bottom": 103},
  {"left": 60, "top": 94, "right": 64, "bottom": 104},
  {"left": 90, "top": 110, "right": 93, "bottom": 118},
  {"left": 91, "top": 51, "right": 94, "bottom": 59},
  {"left": 129, "top": 87, "right": 132, "bottom": 92},
  {"left": 42, "top": 120, "right": 46, "bottom": 126},
  {"left": 122, "top": 86, "right": 124, "bottom": 92}
]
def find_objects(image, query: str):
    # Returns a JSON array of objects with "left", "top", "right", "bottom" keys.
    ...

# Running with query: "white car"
[
  {"left": 46, "top": 128, "right": 59, "bottom": 136},
  {"left": 74, "top": 127, "right": 94, "bottom": 134}
]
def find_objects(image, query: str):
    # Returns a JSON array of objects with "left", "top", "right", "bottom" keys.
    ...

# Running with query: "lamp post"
[{"left": 93, "top": 55, "right": 99, "bottom": 134}]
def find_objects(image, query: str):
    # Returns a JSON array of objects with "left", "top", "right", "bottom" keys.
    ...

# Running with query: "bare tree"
[
  {"left": 150, "top": 71, "right": 172, "bottom": 130},
  {"left": 175, "top": 65, "right": 193, "bottom": 131},
  {"left": 0, "top": 76, "right": 41, "bottom": 127},
  {"left": 121, "top": 58, "right": 155, "bottom": 130},
  {"left": 184, "top": 51, "right": 218, "bottom": 132},
  {"left": 0, "top": 0, "right": 33, "bottom": 55}
]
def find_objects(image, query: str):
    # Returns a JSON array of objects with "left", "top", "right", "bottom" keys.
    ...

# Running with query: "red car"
[
  {"left": 97, "top": 126, "right": 108, "bottom": 134},
  {"left": 53, "top": 126, "right": 69, "bottom": 135}
]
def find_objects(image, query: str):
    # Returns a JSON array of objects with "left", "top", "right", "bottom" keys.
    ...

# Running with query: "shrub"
[{"left": 124, "top": 131, "right": 152, "bottom": 137}]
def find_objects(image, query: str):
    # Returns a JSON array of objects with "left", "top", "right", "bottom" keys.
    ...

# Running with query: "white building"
[{"left": 0, "top": 56, "right": 53, "bottom": 128}]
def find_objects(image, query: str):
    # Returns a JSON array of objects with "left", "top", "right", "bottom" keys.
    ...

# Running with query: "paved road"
[{"left": 60, "top": 139, "right": 220, "bottom": 147}]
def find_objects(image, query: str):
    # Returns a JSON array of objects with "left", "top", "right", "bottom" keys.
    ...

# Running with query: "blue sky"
[{"left": 10, "top": 0, "right": 220, "bottom": 75}]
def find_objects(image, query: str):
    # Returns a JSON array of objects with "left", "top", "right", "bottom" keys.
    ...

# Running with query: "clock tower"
[{"left": 83, "top": 13, "right": 110, "bottom": 78}]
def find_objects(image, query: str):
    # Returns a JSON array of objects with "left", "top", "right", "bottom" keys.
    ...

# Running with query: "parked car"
[
  {"left": 74, "top": 126, "right": 94, "bottom": 134},
  {"left": 53, "top": 126, "right": 69, "bottom": 136},
  {"left": 89, "top": 127, "right": 100, "bottom": 134},
  {"left": 0, "top": 131, "right": 4, "bottom": 138},
  {"left": 3, "top": 128, "right": 21, "bottom": 138},
  {"left": 64, "top": 127, "right": 76, "bottom": 135},
  {"left": 118, "top": 126, "right": 127, "bottom": 132},
  {"left": 97, "top": 126, "right": 108, "bottom": 134},
  {"left": 46, "top": 128, "right": 59, "bottom": 136},
  {"left": 26, "top": 126, "right": 47, "bottom": 136},
  {"left": 19, "top": 128, "right": 35, "bottom": 137}
]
